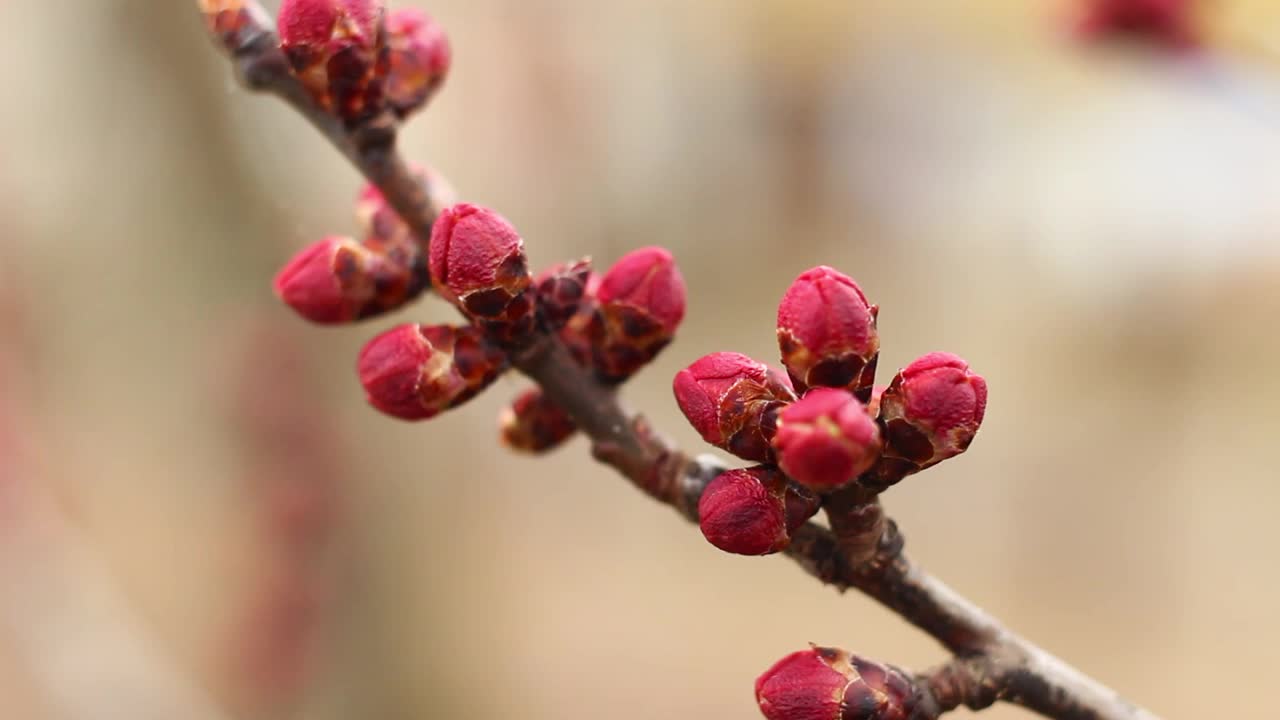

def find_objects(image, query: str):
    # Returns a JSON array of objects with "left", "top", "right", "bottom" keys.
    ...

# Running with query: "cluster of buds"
[
  {"left": 674, "top": 266, "right": 987, "bottom": 555},
  {"left": 755, "top": 646, "right": 919, "bottom": 720},
  {"left": 276, "top": 0, "right": 450, "bottom": 125},
  {"left": 274, "top": 166, "right": 453, "bottom": 324},
  {"left": 499, "top": 248, "right": 687, "bottom": 453},
  {"left": 1074, "top": 0, "right": 1200, "bottom": 50}
]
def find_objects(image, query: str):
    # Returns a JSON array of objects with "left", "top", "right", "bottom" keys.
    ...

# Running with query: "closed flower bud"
[
  {"left": 534, "top": 259, "right": 593, "bottom": 331},
  {"left": 428, "top": 204, "right": 536, "bottom": 344},
  {"left": 863, "top": 352, "right": 987, "bottom": 490},
  {"left": 698, "top": 467, "right": 820, "bottom": 556},
  {"left": 773, "top": 388, "right": 881, "bottom": 491},
  {"left": 273, "top": 235, "right": 426, "bottom": 324},
  {"left": 756, "top": 646, "right": 919, "bottom": 720},
  {"left": 587, "top": 247, "right": 687, "bottom": 383},
  {"left": 777, "top": 266, "right": 879, "bottom": 401},
  {"left": 357, "top": 324, "right": 507, "bottom": 420},
  {"left": 384, "top": 8, "right": 451, "bottom": 119},
  {"left": 277, "top": 0, "right": 388, "bottom": 124},
  {"left": 499, "top": 387, "right": 577, "bottom": 453},
  {"left": 673, "top": 352, "right": 796, "bottom": 463}
]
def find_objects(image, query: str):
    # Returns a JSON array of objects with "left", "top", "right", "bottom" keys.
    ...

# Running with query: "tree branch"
[{"left": 198, "top": 4, "right": 1162, "bottom": 719}]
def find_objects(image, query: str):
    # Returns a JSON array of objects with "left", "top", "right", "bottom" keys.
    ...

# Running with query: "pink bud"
[
  {"left": 1076, "top": 0, "right": 1199, "bottom": 50},
  {"left": 277, "top": 0, "right": 388, "bottom": 123},
  {"left": 864, "top": 352, "right": 987, "bottom": 489},
  {"left": 587, "top": 247, "right": 687, "bottom": 383},
  {"left": 756, "top": 647, "right": 918, "bottom": 720},
  {"left": 777, "top": 266, "right": 879, "bottom": 401},
  {"left": 429, "top": 204, "right": 535, "bottom": 343},
  {"left": 357, "top": 324, "right": 507, "bottom": 420},
  {"left": 673, "top": 352, "right": 796, "bottom": 463},
  {"left": 697, "top": 467, "right": 819, "bottom": 556},
  {"left": 273, "top": 236, "right": 425, "bottom": 324},
  {"left": 499, "top": 388, "right": 578, "bottom": 454},
  {"left": 384, "top": 8, "right": 451, "bottom": 119},
  {"left": 773, "top": 388, "right": 881, "bottom": 491}
]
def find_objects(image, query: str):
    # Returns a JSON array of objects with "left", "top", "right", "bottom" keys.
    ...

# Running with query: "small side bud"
[
  {"left": 773, "top": 388, "right": 881, "bottom": 491},
  {"left": 534, "top": 259, "right": 593, "bottom": 330},
  {"left": 499, "top": 388, "right": 578, "bottom": 453},
  {"left": 357, "top": 324, "right": 507, "bottom": 420},
  {"left": 697, "top": 467, "right": 819, "bottom": 556},
  {"left": 587, "top": 247, "right": 687, "bottom": 383},
  {"left": 673, "top": 352, "right": 796, "bottom": 463},
  {"left": 755, "top": 646, "right": 919, "bottom": 720},
  {"left": 777, "top": 266, "right": 879, "bottom": 401},
  {"left": 277, "top": 0, "right": 388, "bottom": 124},
  {"left": 428, "top": 204, "right": 536, "bottom": 343},
  {"left": 274, "top": 235, "right": 426, "bottom": 323},
  {"left": 384, "top": 8, "right": 451, "bottom": 119},
  {"left": 863, "top": 352, "right": 987, "bottom": 490}
]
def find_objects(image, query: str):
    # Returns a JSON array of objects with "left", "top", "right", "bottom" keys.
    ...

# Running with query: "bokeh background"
[{"left": 2, "top": 1, "right": 1280, "bottom": 718}]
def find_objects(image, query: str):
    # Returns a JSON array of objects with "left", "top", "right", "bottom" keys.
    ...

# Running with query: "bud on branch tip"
[{"left": 777, "top": 266, "right": 879, "bottom": 401}]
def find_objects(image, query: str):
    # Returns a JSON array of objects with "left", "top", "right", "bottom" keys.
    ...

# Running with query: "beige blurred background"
[{"left": 3, "top": 0, "right": 1280, "bottom": 718}]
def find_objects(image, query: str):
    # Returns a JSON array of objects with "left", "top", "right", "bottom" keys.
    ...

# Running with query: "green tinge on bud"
[{"left": 498, "top": 387, "right": 577, "bottom": 453}]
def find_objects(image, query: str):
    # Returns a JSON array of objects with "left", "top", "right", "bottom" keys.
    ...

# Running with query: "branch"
[{"left": 199, "top": 5, "right": 1161, "bottom": 719}]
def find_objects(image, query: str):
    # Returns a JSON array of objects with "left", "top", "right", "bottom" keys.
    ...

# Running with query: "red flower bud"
[
  {"left": 274, "top": 235, "right": 426, "bottom": 324},
  {"left": 1076, "top": 0, "right": 1199, "bottom": 50},
  {"left": 863, "top": 352, "right": 987, "bottom": 490},
  {"left": 277, "top": 0, "right": 388, "bottom": 124},
  {"left": 756, "top": 646, "right": 919, "bottom": 720},
  {"left": 697, "top": 467, "right": 819, "bottom": 556},
  {"left": 357, "top": 324, "right": 507, "bottom": 420},
  {"left": 428, "top": 204, "right": 536, "bottom": 343},
  {"left": 534, "top": 259, "right": 593, "bottom": 331},
  {"left": 384, "top": 8, "right": 451, "bottom": 119},
  {"left": 673, "top": 352, "right": 796, "bottom": 463},
  {"left": 777, "top": 266, "right": 879, "bottom": 401},
  {"left": 773, "top": 388, "right": 881, "bottom": 491},
  {"left": 499, "top": 388, "right": 578, "bottom": 453},
  {"left": 587, "top": 247, "right": 687, "bottom": 383}
]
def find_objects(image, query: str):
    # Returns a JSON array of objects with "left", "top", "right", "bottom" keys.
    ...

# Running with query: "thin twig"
[{"left": 199, "top": 4, "right": 1162, "bottom": 719}]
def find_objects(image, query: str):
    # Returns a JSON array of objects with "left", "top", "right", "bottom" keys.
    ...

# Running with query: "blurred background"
[{"left": 2, "top": 0, "right": 1279, "bottom": 718}]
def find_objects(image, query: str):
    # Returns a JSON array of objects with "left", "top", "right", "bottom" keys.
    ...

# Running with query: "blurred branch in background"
[
  {"left": 217, "top": 318, "right": 346, "bottom": 718},
  {"left": 0, "top": 275, "right": 233, "bottom": 720}
]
